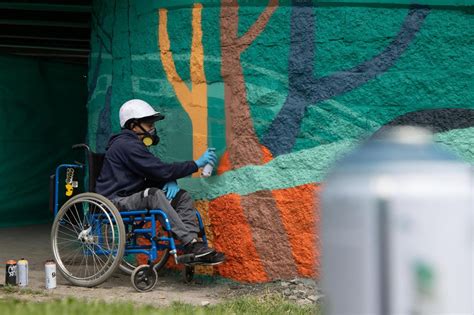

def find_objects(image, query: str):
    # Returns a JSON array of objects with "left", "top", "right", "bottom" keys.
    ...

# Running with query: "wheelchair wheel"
[
  {"left": 51, "top": 193, "right": 125, "bottom": 287},
  {"left": 119, "top": 257, "right": 138, "bottom": 275},
  {"left": 131, "top": 265, "right": 158, "bottom": 292}
]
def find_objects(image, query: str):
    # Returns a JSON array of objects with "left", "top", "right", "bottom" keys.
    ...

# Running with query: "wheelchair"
[{"left": 50, "top": 144, "right": 212, "bottom": 292}]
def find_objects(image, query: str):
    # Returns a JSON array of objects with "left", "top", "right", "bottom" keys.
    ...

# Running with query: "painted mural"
[{"left": 88, "top": 0, "right": 474, "bottom": 282}]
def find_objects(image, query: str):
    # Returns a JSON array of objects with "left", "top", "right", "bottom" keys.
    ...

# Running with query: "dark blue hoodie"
[{"left": 95, "top": 130, "right": 198, "bottom": 200}]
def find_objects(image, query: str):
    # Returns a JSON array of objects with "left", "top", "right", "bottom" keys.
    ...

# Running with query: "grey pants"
[{"left": 112, "top": 188, "right": 199, "bottom": 245}]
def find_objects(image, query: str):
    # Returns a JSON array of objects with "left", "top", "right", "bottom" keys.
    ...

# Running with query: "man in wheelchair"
[{"left": 95, "top": 99, "right": 224, "bottom": 264}]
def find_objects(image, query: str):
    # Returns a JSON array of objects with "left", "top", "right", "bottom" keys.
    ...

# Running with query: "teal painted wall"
[
  {"left": 88, "top": 0, "right": 474, "bottom": 281},
  {"left": 148, "top": 0, "right": 474, "bottom": 7},
  {"left": 89, "top": 1, "right": 474, "bottom": 197}
]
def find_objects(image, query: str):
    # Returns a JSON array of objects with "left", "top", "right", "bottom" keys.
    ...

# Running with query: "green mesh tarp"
[{"left": 0, "top": 54, "right": 87, "bottom": 227}]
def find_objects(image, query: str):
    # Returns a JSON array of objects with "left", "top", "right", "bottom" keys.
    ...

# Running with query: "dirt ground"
[
  {"left": 0, "top": 224, "right": 319, "bottom": 307},
  {"left": 0, "top": 224, "right": 230, "bottom": 306}
]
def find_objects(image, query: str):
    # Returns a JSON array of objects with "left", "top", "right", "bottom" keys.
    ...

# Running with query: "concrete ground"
[{"left": 0, "top": 224, "right": 228, "bottom": 306}]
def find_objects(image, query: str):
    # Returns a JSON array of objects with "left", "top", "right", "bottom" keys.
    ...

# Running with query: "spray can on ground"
[
  {"left": 5, "top": 260, "right": 17, "bottom": 286},
  {"left": 201, "top": 163, "right": 213, "bottom": 177},
  {"left": 17, "top": 258, "right": 28, "bottom": 287},
  {"left": 45, "top": 260, "right": 56, "bottom": 289}
]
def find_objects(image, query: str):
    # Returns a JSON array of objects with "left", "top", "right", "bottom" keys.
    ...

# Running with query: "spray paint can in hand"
[
  {"left": 45, "top": 260, "right": 56, "bottom": 289},
  {"left": 17, "top": 258, "right": 28, "bottom": 287},
  {"left": 201, "top": 163, "right": 214, "bottom": 177},
  {"left": 5, "top": 260, "right": 17, "bottom": 286}
]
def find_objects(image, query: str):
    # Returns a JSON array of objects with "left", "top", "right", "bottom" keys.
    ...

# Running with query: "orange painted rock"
[
  {"left": 205, "top": 184, "right": 319, "bottom": 282},
  {"left": 272, "top": 183, "right": 320, "bottom": 278},
  {"left": 134, "top": 183, "right": 319, "bottom": 282},
  {"left": 208, "top": 193, "right": 269, "bottom": 282}
]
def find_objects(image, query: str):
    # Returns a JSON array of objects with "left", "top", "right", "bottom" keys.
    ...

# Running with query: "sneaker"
[{"left": 184, "top": 241, "right": 215, "bottom": 258}]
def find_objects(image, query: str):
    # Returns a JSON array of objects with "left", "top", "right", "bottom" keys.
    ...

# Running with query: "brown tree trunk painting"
[
  {"left": 220, "top": 0, "right": 278, "bottom": 171},
  {"left": 218, "top": 0, "right": 300, "bottom": 280}
]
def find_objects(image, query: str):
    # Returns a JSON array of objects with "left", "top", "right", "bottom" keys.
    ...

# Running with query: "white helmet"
[{"left": 119, "top": 99, "right": 164, "bottom": 128}]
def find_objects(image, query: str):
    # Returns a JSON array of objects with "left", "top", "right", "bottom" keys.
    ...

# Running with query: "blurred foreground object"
[{"left": 322, "top": 126, "right": 473, "bottom": 315}]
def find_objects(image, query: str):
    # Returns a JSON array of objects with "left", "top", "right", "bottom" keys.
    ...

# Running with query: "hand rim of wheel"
[{"left": 51, "top": 193, "right": 125, "bottom": 287}]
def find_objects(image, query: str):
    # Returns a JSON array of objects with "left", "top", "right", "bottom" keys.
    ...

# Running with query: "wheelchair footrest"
[
  {"left": 186, "top": 251, "right": 226, "bottom": 266},
  {"left": 176, "top": 253, "right": 195, "bottom": 264},
  {"left": 184, "top": 260, "right": 225, "bottom": 267}
]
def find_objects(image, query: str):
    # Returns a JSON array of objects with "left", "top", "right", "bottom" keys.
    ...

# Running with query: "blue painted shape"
[{"left": 262, "top": 1, "right": 430, "bottom": 156}]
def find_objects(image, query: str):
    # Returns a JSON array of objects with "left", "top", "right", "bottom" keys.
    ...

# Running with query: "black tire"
[{"left": 131, "top": 265, "right": 158, "bottom": 292}]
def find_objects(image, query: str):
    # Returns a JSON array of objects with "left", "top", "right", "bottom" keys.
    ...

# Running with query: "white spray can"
[
  {"left": 201, "top": 163, "right": 213, "bottom": 177},
  {"left": 45, "top": 260, "right": 57, "bottom": 289},
  {"left": 17, "top": 258, "right": 28, "bottom": 287},
  {"left": 322, "top": 127, "right": 473, "bottom": 315}
]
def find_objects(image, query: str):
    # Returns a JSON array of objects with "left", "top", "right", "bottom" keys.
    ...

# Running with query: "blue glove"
[
  {"left": 194, "top": 148, "right": 217, "bottom": 168},
  {"left": 163, "top": 181, "right": 180, "bottom": 200}
]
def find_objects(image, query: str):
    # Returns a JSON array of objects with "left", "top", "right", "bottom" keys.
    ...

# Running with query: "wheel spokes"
[{"left": 54, "top": 198, "right": 122, "bottom": 281}]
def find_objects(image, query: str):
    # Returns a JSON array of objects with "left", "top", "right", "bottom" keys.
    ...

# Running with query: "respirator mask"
[{"left": 135, "top": 122, "right": 160, "bottom": 146}]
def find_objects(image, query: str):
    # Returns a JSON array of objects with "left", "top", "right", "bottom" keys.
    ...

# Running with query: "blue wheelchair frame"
[{"left": 53, "top": 163, "right": 208, "bottom": 265}]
